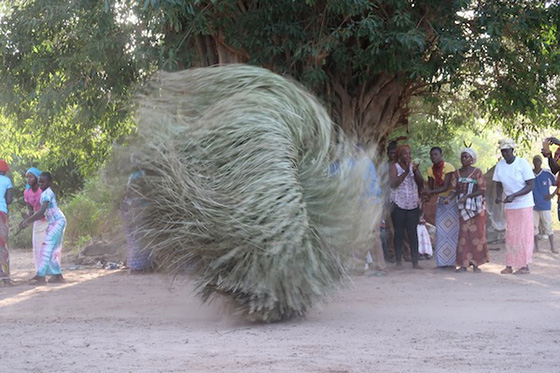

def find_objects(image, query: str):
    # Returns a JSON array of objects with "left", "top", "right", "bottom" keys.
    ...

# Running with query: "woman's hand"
[
  {"left": 19, "top": 220, "right": 29, "bottom": 230},
  {"left": 458, "top": 195, "right": 467, "bottom": 204}
]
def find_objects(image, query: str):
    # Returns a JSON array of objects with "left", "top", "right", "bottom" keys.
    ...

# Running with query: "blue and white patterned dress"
[{"left": 36, "top": 187, "right": 66, "bottom": 276}]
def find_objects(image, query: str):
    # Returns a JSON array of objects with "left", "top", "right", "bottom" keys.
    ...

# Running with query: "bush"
[
  {"left": 8, "top": 213, "right": 32, "bottom": 249},
  {"left": 62, "top": 175, "right": 124, "bottom": 249}
]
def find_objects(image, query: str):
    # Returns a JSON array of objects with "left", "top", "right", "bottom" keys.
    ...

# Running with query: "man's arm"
[
  {"left": 495, "top": 182, "right": 503, "bottom": 204},
  {"left": 503, "top": 179, "right": 535, "bottom": 203}
]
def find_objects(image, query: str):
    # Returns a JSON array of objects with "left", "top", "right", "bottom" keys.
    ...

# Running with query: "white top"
[
  {"left": 492, "top": 157, "right": 535, "bottom": 209},
  {"left": 0, "top": 175, "right": 13, "bottom": 214}
]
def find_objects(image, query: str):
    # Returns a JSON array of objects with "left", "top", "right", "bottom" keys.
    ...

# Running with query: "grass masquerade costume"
[{"left": 125, "top": 65, "right": 379, "bottom": 322}]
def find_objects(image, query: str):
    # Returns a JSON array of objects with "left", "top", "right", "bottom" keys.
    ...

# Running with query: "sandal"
[
  {"left": 513, "top": 267, "right": 530, "bottom": 275},
  {"left": 455, "top": 267, "right": 467, "bottom": 272},
  {"left": 1, "top": 278, "right": 14, "bottom": 287},
  {"left": 500, "top": 267, "right": 513, "bottom": 274}
]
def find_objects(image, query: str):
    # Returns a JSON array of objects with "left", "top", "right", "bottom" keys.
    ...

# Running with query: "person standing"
[
  {"left": 0, "top": 160, "right": 14, "bottom": 286},
  {"left": 382, "top": 141, "right": 412, "bottom": 263},
  {"left": 446, "top": 148, "right": 489, "bottom": 272},
  {"left": 389, "top": 144, "right": 424, "bottom": 269},
  {"left": 23, "top": 167, "right": 48, "bottom": 272},
  {"left": 531, "top": 155, "right": 557, "bottom": 253},
  {"left": 423, "top": 147, "right": 459, "bottom": 269},
  {"left": 493, "top": 139, "right": 535, "bottom": 274},
  {"left": 20, "top": 172, "right": 67, "bottom": 285}
]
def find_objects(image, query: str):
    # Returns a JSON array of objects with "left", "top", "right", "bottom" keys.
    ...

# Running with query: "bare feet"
[
  {"left": 28, "top": 276, "right": 46, "bottom": 286},
  {"left": 455, "top": 267, "right": 467, "bottom": 273},
  {"left": 412, "top": 263, "right": 423, "bottom": 270},
  {"left": 48, "top": 274, "right": 66, "bottom": 283}
]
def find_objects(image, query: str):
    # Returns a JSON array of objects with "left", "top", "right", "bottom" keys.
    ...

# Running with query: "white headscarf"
[
  {"left": 461, "top": 148, "right": 478, "bottom": 165},
  {"left": 499, "top": 138, "right": 516, "bottom": 150}
]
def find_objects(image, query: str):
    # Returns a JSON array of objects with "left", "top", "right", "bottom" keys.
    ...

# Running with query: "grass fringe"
[{"left": 117, "top": 65, "right": 381, "bottom": 322}]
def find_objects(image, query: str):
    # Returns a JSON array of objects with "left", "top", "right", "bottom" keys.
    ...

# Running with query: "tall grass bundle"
[{"left": 127, "top": 65, "right": 380, "bottom": 322}]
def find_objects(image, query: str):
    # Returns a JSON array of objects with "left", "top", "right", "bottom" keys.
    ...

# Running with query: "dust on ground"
[{"left": 1, "top": 238, "right": 559, "bottom": 373}]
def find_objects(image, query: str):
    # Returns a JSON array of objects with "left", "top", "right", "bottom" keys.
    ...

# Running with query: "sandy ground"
[{"left": 1, "top": 240, "right": 560, "bottom": 373}]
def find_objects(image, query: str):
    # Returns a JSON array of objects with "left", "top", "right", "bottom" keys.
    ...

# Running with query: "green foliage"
[
  {"left": 62, "top": 175, "right": 122, "bottom": 249},
  {"left": 0, "top": 0, "right": 558, "bottom": 188},
  {"left": 0, "top": 0, "right": 154, "bottom": 185},
  {"left": 141, "top": 0, "right": 559, "bottom": 133}
]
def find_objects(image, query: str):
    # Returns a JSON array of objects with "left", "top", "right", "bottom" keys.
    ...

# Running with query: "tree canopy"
[{"left": 0, "top": 0, "right": 558, "bottom": 184}]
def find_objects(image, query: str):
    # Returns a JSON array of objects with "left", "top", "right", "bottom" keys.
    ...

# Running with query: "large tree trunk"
[{"left": 328, "top": 72, "right": 410, "bottom": 146}]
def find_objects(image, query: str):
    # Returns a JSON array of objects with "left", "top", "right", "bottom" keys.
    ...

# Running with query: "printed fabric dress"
[
  {"left": 428, "top": 162, "right": 459, "bottom": 267},
  {"left": 452, "top": 168, "right": 489, "bottom": 267},
  {"left": 36, "top": 187, "right": 66, "bottom": 276}
]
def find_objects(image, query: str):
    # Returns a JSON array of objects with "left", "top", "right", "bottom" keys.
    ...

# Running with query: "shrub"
[{"left": 62, "top": 175, "right": 123, "bottom": 249}]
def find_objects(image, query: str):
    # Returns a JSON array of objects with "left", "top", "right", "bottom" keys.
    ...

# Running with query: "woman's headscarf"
[
  {"left": 25, "top": 167, "right": 41, "bottom": 190},
  {"left": 461, "top": 148, "right": 478, "bottom": 165},
  {"left": 26, "top": 167, "right": 41, "bottom": 180},
  {"left": 0, "top": 160, "right": 9, "bottom": 172}
]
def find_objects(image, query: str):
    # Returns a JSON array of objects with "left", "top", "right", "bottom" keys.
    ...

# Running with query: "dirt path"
[{"left": 1, "top": 242, "right": 560, "bottom": 372}]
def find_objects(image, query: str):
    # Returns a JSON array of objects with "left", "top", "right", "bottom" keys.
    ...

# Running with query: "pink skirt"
[{"left": 505, "top": 207, "right": 534, "bottom": 267}]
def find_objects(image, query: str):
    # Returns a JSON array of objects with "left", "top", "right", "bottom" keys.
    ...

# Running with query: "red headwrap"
[{"left": 0, "top": 160, "right": 9, "bottom": 172}]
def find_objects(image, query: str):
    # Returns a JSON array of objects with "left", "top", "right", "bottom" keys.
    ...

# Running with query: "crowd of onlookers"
[
  {"left": 360, "top": 137, "right": 559, "bottom": 276},
  {"left": 2, "top": 135, "right": 559, "bottom": 286}
]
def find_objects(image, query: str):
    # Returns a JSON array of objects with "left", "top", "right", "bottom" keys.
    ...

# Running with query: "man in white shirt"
[{"left": 493, "top": 139, "right": 535, "bottom": 274}]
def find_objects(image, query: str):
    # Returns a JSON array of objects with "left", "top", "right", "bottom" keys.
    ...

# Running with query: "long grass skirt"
[
  {"left": 435, "top": 197, "right": 459, "bottom": 266},
  {"left": 505, "top": 207, "right": 534, "bottom": 267}
]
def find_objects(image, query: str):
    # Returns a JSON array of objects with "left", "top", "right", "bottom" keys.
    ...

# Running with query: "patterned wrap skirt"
[{"left": 434, "top": 197, "right": 460, "bottom": 267}]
